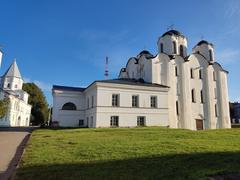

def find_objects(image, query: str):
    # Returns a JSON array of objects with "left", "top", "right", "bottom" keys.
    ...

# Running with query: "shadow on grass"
[
  {"left": 232, "top": 124, "right": 240, "bottom": 128},
  {"left": 15, "top": 152, "right": 240, "bottom": 180},
  {"left": 40, "top": 127, "right": 89, "bottom": 131}
]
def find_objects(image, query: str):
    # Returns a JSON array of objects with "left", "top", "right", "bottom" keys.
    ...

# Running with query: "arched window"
[
  {"left": 173, "top": 41, "right": 177, "bottom": 54},
  {"left": 199, "top": 69, "right": 202, "bottom": 79},
  {"left": 209, "top": 49, "right": 213, "bottom": 61},
  {"left": 190, "top": 68, "right": 194, "bottom": 78},
  {"left": 179, "top": 45, "right": 184, "bottom": 57},
  {"left": 215, "top": 104, "right": 218, "bottom": 117},
  {"left": 176, "top": 101, "right": 179, "bottom": 116},
  {"left": 191, "top": 89, "right": 196, "bottom": 103},
  {"left": 200, "top": 90, "right": 204, "bottom": 103},
  {"left": 62, "top": 102, "right": 77, "bottom": 110},
  {"left": 175, "top": 66, "right": 178, "bottom": 76},
  {"left": 160, "top": 43, "right": 164, "bottom": 53},
  {"left": 7, "top": 83, "right": 10, "bottom": 88}
]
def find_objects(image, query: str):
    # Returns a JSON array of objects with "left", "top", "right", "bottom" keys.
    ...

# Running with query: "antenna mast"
[{"left": 104, "top": 56, "right": 109, "bottom": 79}]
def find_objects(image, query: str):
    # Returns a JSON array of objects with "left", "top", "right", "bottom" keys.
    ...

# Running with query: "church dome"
[
  {"left": 196, "top": 40, "right": 213, "bottom": 47},
  {"left": 137, "top": 50, "right": 154, "bottom": 59},
  {"left": 139, "top": 50, "right": 152, "bottom": 56},
  {"left": 158, "top": 30, "right": 187, "bottom": 57},
  {"left": 193, "top": 40, "right": 215, "bottom": 62},
  {"left": 161, "top": 30, "right": 185, "bottom": 37}
]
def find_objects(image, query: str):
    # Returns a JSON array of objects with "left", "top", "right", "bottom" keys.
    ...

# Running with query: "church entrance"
[{"left": 196, "top": 119, "right": 203, "bottom": 130}]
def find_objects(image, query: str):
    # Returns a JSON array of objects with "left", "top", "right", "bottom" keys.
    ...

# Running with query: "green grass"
[{"left": 15, "top": 127, "right": 240, "bottom": 180}]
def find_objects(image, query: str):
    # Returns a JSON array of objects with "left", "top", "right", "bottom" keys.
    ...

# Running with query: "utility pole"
[{"left": 104, "top": 56, "right": 109, "bottom": 79}]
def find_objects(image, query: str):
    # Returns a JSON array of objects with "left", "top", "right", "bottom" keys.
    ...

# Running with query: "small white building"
[
  {"left": 52, "top": 80, "right": 169, "bottom": 128},
  {"left": 0, "top": 53, "right": 32, "bottom": 127},
  {"left": 52, "top": 30, "right": 231, "bottom": 130}
]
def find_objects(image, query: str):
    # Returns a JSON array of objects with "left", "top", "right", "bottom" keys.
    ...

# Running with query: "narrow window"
[
  {"left": 7, "top": 83, "right": 10, "bottom": 88},
  {"left": 110, "top": 116, "right": 119, "bottom": 127},
  {"left": 173, "top": 41, "right": 177, "bottom": 54},
  {"left": 190, "top": 68, "right": 194, "bottom": 79},
  {"left": 160, "top": 43, "right": 164, "bottom": 53},
  {"left": 213, "top": 71, "right": 216, "bottom": 81},
  {"left": 199, "top": 69, "right": 202, "bottom": 79},
  {"left": 132, "top": 95, "right": 139, "bottom": 107},
  {"left": 91, "top": 96, "right": 94, "bottom": 108},
  {"left": 192, "top": 89, "right": 196, "bottom": 103},
  {"left": 175, "top": 66, "right": 178, "bottom": 76},
  {"left": 215, "top": 104, "right": 218, "bottom": 117},
  {"left": 112, "top": 94, "right": 119, "bottom": 107},
  {"left": 176, "top": 101, "right": 179, "bottom": 116},
  {"left": 200, "top": 90, "right": 204, "bottom": 103},
  {"left": 180, "top": 45, "right": 184, "bottom": 57},
  {"left": 209, "top": 49, "right": 213, "bottom": 61},
  {"left": 150, "top": 96, "right": 157, "bottom": 108},
  {"left": 137, "top": 116, "right": 146, "bottom": 126}
]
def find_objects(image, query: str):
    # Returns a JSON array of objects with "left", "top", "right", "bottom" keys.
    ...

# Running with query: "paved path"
[{"left": 0, "top": 127, "right": 36, "bottom": 180}]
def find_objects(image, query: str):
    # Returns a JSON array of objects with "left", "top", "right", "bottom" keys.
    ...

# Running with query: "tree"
[
  {"left": 23, "top": 83, "right": 49, "bottom": 125},
  {"left": 0, "top": 97, "right": 10, "bottom": 119}
]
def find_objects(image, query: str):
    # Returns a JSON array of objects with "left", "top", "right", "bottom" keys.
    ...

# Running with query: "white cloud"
[
  {"left": 224, "top": 1, "right": 240, "bottom": 19},
  {"left": 217, "top": 49, "right": 240, "bottom": 63},
  {"left": 33, "top": 80, "right": 52, "bottom": 92},
  {"left": 23, "top": 77, "right": 31, "bottom": 83},
  {"left": 23, "top": 77, "right": 52, "bottom": 92}
]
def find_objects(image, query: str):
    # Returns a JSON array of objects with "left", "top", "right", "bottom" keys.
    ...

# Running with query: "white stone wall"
[
  {"left": 193, "top": 43, "right": 215, "bottom": 62},
  {"left": 95, "top": 83, "right": 169, "bottom": 128},
  {"left": 52, "top": 83, "right": 169, "bottom": 128},
  {"left": 0, "top": 93, "right": 31, "bottom": 127},
  {"left": 2, "top": 77, "right": 23, "bottom": 90},
  {"left": 52, "top": 90, "right": 86, "bottom": 127},
  {"left": 157, "top": 35, "right": 188, "bottom": 57},
  {"left": 119, "top": 40, "right": 230, "bottom": 130}
]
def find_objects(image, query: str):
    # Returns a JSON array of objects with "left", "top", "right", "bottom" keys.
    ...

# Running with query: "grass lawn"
[{"left": 15, "top": 127, "right": 240, "bottom": 180}]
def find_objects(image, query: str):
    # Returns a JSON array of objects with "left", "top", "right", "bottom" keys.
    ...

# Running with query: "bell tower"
[{"left": 1, "top": 59, "right": 24, "bottom": 90}]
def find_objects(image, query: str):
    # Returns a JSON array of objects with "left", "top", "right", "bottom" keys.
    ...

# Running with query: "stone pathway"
[{"left": 0, "top": 127, "right": 36, "bottom": 180}]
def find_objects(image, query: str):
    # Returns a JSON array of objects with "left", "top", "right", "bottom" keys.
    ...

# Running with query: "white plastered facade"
[
  {"left": 52, "top": 82, "right": 169, "bottom": 128},
  {"left": 0, "top": 58, "right": 32, "bottom": 127},
  {"left": 52, "top": 30, "right": 231, "bottom": 130}
]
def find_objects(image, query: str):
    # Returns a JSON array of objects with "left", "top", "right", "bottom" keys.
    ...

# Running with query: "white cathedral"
[
  {"left": 0, "top": 50, "right": 31, "bottom": 127},
  {"left": 52, "top": 30, "right": 231, "bottom": 130}
]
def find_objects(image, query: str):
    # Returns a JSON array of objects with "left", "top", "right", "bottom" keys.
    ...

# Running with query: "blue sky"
[{"left": 0, "top": 0, "right": 240, "bottom": 104}]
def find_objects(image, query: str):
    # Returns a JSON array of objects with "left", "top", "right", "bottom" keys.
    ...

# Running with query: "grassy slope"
[{"left": 15, "top": 128, "right": 240, "bottom": 180}]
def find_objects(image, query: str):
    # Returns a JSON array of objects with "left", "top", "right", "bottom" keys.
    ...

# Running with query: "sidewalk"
[{"left": 0, "top": 127, "right": 36, "bottom": 180}]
